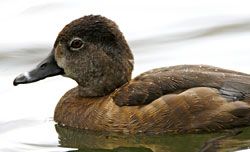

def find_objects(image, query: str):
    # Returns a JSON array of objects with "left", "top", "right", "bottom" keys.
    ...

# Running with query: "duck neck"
[
  {"left": 76, "top": 70, "right": 132, "bottom": 97},
  {"left": 77, "top": 85, "right": 114, "bottom": 97}
]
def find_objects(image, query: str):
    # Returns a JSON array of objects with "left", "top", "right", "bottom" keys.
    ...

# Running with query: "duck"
[{"left": 13, "top": 15, "right": 250, "bottom": 134}]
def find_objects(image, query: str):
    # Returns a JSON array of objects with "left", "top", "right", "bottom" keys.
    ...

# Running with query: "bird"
[{"left": 13, "top": 15, "right": 250, "bottom": 134}]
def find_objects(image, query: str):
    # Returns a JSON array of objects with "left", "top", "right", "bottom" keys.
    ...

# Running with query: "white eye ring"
[{"left": 69, "top": 37, "right": 84, "bottom": 51}]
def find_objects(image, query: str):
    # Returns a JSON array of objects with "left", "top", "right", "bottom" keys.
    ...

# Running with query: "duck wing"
[{"left": 112, "top": 65, "right": 250, "bottom": 106}]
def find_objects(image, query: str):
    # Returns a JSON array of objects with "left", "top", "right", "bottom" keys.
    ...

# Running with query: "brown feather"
[
  {"left": 55, "top": 65, "right": 250, "bottom": 134},
  {"left": 113, "top": 65, "right": 250, "bottom": 106}
]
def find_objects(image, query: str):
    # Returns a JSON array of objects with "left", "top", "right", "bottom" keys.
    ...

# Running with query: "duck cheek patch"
[{"left": 55, "top": 44, "right": 64, "bottom": 59}]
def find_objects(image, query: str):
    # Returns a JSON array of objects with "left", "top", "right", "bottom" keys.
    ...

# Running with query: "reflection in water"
[{"left": 55, "top": 124, "right": 250, "bottom": 152}]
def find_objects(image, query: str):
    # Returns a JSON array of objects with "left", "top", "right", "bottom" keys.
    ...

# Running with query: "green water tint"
[{"left": 55, "top": 125, "right": 250, "bottom": 152}]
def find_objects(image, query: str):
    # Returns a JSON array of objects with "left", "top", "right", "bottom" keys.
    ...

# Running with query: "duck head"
[{"left": 13, "top": 15, "right": 134, "bottom": 97}]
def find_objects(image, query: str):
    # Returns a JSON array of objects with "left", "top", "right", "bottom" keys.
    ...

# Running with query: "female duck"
[{"left": 14, "top": 15, "right": 250, "bottom": 134}]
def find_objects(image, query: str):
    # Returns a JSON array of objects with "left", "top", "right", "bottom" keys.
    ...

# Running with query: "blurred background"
[{"left": 1, "top": 0, "right": 250, "bottom": 151}]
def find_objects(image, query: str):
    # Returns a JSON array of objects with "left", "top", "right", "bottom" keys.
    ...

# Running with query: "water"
[{"left": 2, "top": 0, "right": 250, "bottom": 152}]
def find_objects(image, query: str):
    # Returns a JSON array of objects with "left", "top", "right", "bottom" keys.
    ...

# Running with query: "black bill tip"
[{"left": 13, "top": 72, "right": 31, "bottom": 86}]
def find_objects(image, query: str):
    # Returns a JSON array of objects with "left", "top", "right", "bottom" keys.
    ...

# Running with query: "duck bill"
[{"left": 13, "top": 51, "right": 64, "bottom": 86}]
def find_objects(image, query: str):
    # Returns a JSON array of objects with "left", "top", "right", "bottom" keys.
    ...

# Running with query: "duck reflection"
[{"left": 55, "top": 125, "right": 250, "bottom": 152}]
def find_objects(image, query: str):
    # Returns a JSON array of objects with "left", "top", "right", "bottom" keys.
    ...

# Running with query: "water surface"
[{"left": 2, "top": 0, "right": 250, "bottom": 152}]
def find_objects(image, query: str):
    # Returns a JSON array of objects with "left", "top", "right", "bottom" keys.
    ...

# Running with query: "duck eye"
[{"left": 69, "top": 38, "right": 84, "bottom": 50}]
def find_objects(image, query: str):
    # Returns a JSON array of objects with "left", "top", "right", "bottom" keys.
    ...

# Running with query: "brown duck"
[{"left": 13, "top": 15, "right": 250, "bottom": 134}]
